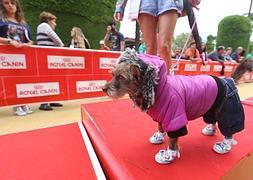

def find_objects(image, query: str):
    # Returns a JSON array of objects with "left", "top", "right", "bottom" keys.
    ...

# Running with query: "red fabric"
[
  {"left": 82, "top": 99, "right": 253, "bottom": 180},
  {"left": 0, "top": 123, "right": 97, "bottom": 180}
]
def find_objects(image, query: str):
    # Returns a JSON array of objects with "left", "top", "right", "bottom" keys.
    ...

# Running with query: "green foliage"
[
  {"left": 248, "top": 41, "right": 253, "bottom": 52},
  {"left": 20, "top": 0, "right": 116, "bottom": 48},
  {"left": 173, "top": 33, "right": 191, "bottom": 50},
  {"left": 216, "top": 15, "right": 252, "bottom": 52},
  {"left": 206, "top": 35, "right": 216, "bottom": 53}
]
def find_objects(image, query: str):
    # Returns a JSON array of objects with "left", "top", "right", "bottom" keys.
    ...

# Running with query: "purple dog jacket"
[{"left": 137, "top": 54, "right": 218, "bottom": 132}]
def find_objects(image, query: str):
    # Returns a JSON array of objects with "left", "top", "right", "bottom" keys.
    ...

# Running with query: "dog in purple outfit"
[{"left": 103, "top": 51, "right": 252, "bottom": 164}]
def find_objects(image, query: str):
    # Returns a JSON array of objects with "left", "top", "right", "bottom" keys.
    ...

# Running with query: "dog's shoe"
[
  {"left": 149, "top": 131, "right": 166, "bottom": 144},
  {"left": 202, "top": 124, "right": 217, "bottom": 136},
  {"left": 155, "top": 149, "right": 180, "bottom": 164},
  {"left": 213, "top": 138, "right": 237, "bottom": 154}
]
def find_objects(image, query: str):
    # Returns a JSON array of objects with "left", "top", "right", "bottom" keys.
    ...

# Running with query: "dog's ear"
[{"left": 130, "top": 64, "right": 141, "bottom": 81}]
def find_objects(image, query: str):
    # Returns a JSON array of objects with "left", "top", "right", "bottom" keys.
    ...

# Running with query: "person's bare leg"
[
  {"left": 138, "top": 14, "right": 158, "bottom": 55},
  {"left": 158, "top": 10, "right": 178, "bottom": 70}
]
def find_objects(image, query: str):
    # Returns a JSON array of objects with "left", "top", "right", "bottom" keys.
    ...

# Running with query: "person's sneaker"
[
  {"left": 202, "top": 124, "right": 217, "bottom": 136},
  {"left": 49, "top": 103, "right": 63, "bottom": 107},
  {"left": 13, "top": 106, "right": 27, "bottom": 116},
  {"left": 213, "top": 138, "right": 237, "bottom": 154},
  {"left": 155, "top": 149, "right": 180, "bottom": 164},
  {"left": 21, "top": 105, "right": 33, "bottom": 114},
  {"left": 39, "top": 104, "right": 53, "bottom": 111},
  {"left": 149, "top": 131, "right": 166, "bottom": 144}
]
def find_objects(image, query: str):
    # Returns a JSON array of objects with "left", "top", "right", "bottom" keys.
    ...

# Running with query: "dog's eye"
[{"left": 117, "top": 75, "right": 125, "bottom": 80}]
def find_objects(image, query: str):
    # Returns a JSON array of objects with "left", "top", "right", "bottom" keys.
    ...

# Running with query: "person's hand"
[
  {"left": 22, "top": 43, "right": 31, "bottom": 48},
  {"left": 114, "top": 12, "right": 123, "bottom": 21},
  {"left": 106, "top": 25, "right": 112, "bottom": 33},
  {"left": 9, "top": 40, "right": 23, "bottom": 48}
]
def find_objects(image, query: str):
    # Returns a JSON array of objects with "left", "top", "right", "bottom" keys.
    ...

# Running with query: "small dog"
[{"left": 103, "top": 51, "right": 253, "bottom": 164}]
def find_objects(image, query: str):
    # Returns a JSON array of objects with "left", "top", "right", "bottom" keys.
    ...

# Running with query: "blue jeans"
[
  {"left": 204, "top": 78, "right": 245, "bottom": 137},
  {"left": 139, "top": 0, "right": 184, "bottom": 16}
]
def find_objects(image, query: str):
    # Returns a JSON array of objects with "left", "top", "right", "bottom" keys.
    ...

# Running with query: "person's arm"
[
  {"left": 114, "top": 0, "right": 128, "bottom": 21},
  {"left": 103, "top": 26, "right": 111, "bottom": 48},
  {"left": 45, "top": 24, "right": 64, "bottom": 47},
  {"left": 184, "top": 48, "right": 191, "bottom": 60},
  {"left": 120, "top": 40, "right": 125, "bottom": 51},
  {"left": 119, "top": 33, "right": 125, "bottom": 51},
  {"left": 0, "top": 37, "right": 24, "bottom": 48}
]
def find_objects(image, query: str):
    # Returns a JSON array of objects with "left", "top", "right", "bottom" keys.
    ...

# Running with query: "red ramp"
[
  {"left": 242, "top": 97, "right": 253, "bottom": 107},
  {"left": 0, "top": 123, "right": 105, "bottom": 180},
  {"left": 82, "top": 99, "right": 253, "bottom": 180}
]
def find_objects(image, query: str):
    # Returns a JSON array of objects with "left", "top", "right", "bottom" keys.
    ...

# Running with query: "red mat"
[
  {"left": 243, "top": 97, "right": 253, "bottom": 107},
  {"left": 0, "top": 123, "right": 101, "bottom": 180},
  {"left": 82, "top": 99, "right": 253, "bottom": 180}
]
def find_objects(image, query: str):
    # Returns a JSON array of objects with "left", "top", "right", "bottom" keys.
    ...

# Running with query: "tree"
[
  {"left": 173, "top": 33, "right": 191, "bottom": 50},
  {"left": 216, "top": 15, "right": 252, "bottom": 52},
  {"left": 20, "top": 0, "right": 116, "bottom": 49},
  {"left": 206, "top": 35, "right": 216, "bottom": 52}
]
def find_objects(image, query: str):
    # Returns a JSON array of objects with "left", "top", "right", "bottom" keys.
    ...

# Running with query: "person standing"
[
  {"left": 36, "top": 11, "right": 64, "bottom": 111},
  {"left": 70, "top": 26, "right": 91, "bottom": 49},
  {"left": 103, "top": 20, "right": 125, "bottom": 51},
  {"left": 0, "top": 0, "right": 33, "bottom": 116},
  {"left": 114, "top": 0, "right": 184, "bottom": 71}
]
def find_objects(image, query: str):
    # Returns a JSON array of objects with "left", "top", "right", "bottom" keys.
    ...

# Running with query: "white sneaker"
[
  {"left": 21, "top": 105, "right": 33, "bottom": 114},
  {"left": 155, "top": 149, "right": 180, "bottom": 164},
  {"left": 202, "top": 124, "right": 216, "bottom": 136},
  {"left": 13, "top": 106, "right": 27, "bottom": 116},
  {"left": 149, "top": 131, "right": 166, "bottom": 144},
  {"left": 213, "top": 138, "right": 237, "bottom": 154}
]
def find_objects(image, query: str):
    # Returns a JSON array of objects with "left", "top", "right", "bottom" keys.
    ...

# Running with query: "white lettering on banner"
[
  {"left": 0, "top": 53, "right": 26, "bottom": 69},
  {"left": 225, "top": 66, "right": 233, "bottom": 72},
  {"left": 184, "top": 64, "right": 197, "bottom": 71},
  {"left": 213, "top": 65, "right": 222, "bottom": 72},
  {"left": 200, "top": 65, "right": 210, "bottom": 72},
  {"left": 99, "top": 58, "right": 118, "bottom": 69},
  {"left": 16, "top": 82, "right": 60, "bottom": 98},
  {"left": 48, "top": 55, "right": 85, "bottom": 69},
  {"left": 76, "top": 80, "right": 107, "bottom": 93}
]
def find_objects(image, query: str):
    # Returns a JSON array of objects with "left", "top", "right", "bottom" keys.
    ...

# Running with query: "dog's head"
[{"left": 103, "top": 51, "right": 158, "bottom": 111}]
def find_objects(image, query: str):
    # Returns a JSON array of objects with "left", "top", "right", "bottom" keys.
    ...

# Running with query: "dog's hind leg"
[{"left": 169, "top": 137, "right": 179, "bottom": 150}]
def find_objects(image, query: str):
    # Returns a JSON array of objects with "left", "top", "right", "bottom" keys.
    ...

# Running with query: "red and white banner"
[{"left": 0, "top": 45, "right": 251, "bottom": 107}]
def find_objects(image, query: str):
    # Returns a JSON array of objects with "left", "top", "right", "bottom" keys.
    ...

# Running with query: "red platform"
[
  {"left": 242, "top": 97, "right": 253, "bottom": 107},
  {"left": 82, "top": 99, "right": 253, "bottom": 180},
  {"left": 0, "top": 123, "right": 105, "bottom": 180}
]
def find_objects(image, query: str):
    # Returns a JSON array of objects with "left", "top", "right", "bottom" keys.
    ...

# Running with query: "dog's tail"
[{"left": 231, "top": 58, "right": 253, "bottom": 83}]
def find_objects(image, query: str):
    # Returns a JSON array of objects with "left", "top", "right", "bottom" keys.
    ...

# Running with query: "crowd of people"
[
  {"left": 171, "top": 43, "right": 249, "bottom": 64},
  {"left": 0, "top": 0, "right": 93, "bottom": 115}
]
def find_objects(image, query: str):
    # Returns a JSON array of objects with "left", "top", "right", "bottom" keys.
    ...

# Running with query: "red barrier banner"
[
  {"left": 0, "top": 77, "right": 5, "bottom": 106},
  {"left": 0, "top": 47, "right": 37, "bottom": 76},
  {"left": 0, "top": 45, "right": 250, "bottom": 107},
  {"left": 92, "top": 50, "right": 121, "bottom": 74}
]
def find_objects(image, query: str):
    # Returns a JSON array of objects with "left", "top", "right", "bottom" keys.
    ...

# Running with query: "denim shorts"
[
  {"left": 203, "top": 78, "right": 245, "bottom": 137},
  {"left": 139, "top": 0, "right": 183, "bottom": 17}
]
